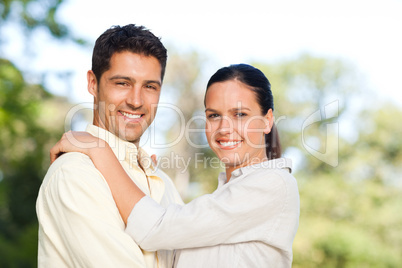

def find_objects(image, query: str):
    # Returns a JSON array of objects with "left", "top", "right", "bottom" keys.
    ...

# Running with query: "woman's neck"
[{"left": 225, "top": 166, "right": 236, "bottom": 182}]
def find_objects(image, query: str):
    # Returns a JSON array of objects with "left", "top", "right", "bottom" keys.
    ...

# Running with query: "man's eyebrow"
[
  {"left": 109, "top": 76, "right": 161, "bottom": 86},
  {"left": 109, "top": 75, "right": 132, "bottom": 81}
]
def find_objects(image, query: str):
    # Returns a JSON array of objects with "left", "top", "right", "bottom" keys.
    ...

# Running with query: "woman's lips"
[{"left": 216, "top": 140, "right": 242, "bottom": 149}]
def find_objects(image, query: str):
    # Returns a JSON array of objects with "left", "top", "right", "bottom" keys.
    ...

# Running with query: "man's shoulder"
[
  {"left": 47, "top": 152, "right": 95, "bottom": 174},
  {"left": 41, "top": 152, "right": 104, "bottom": 191}
]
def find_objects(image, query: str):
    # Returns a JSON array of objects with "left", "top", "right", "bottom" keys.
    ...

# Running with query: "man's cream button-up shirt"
[{"left": 36, "top": 125, "right": 183, "bottom": 267}]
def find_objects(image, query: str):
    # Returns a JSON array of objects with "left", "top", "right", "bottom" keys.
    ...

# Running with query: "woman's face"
[{"left": 205, "top": 80, "right": 273, "bottom": 171}]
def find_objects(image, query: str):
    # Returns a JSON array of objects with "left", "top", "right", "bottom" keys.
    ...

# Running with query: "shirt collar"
[
  {"left": 229, "top": 158, "right": 293, "bottom": 180},
  {"left": 217, "top": 172, "right": 227, "bottom": 188},
  {"left": 85, "top": 125, "right": 156, "bottom": 175}
]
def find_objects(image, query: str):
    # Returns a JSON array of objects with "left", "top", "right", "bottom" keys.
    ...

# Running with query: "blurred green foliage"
[
  {"left": 0, "top": 0, "right": 76, "bottom": 266},
  {"left": 1, "top": 0, "right": 66, "bottom": 37},
  {"left": 0, "top": 0, "right": 84, "bottom": 43},
  {"left": 256, "top": 58, "right": 402, "bottom": 267},
  {"left": 0, "top": 58, "right": 69, "bottom": 267},
  {"left": 160, "top": 49, "right": 222, "bottom": 200}
]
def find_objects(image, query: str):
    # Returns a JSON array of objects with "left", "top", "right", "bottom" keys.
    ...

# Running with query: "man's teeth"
[
  {"left": 219, "top": 141, "right": 241, "bottom": 147},
  {"left": 121, "top": 111, "right": 141, "bottom": 119}
]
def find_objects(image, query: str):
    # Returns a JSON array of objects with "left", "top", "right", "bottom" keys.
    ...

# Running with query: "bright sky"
[{"left": 31, "top": 0, "right": 402, "bottom": 106}]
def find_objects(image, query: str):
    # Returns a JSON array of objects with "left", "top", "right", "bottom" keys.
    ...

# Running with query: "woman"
[{"left": 51, "top": 64, "right": 300, "bottom": 267}]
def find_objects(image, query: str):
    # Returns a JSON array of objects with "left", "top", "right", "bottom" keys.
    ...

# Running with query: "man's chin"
[
  {"left": 117, "top": 133, "right": 139, "bottom": 142},
  {"left": 117, "top": 130, "right": 142, "bottom": 142}
]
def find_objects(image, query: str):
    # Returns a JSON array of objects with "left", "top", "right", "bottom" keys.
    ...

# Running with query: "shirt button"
[
  {"left": 232, "top": 169, "right": 241, "bottom": 177},
  {"left": 126, "top": 144, "right": 135, "bottom": 150}
]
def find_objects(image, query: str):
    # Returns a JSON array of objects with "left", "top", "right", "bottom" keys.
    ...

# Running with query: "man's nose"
[{"left": 126, "top": 86, "right": 144, "bottom": 108}]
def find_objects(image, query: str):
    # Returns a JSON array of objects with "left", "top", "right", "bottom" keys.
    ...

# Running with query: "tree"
[
  {"left": 255, "top": 54, "right": 363, "bottom": 171},
  {"left": 253, "top": 55, "right": 402, "bottom": 267},
  {"left": 0, "top": 57, "right": 71, "bottom": 267},
  {"left": 0, "top": 0, "right": 81, "bottom": 40},
  {"left": 154, "top": 49, "right": 222, "bottom": 200},
  {"left": 0, "top": 0, "right": 81, "bottom": 266}
]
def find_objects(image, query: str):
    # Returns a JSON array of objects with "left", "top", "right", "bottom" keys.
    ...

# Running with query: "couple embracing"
[{"left": 36, "top": 24, "right": 299, "bottom": 268}]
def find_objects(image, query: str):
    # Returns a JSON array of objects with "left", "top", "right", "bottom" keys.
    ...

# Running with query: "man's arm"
[{"left": 37, "top": 153, "right": 146, "bottom": 267}]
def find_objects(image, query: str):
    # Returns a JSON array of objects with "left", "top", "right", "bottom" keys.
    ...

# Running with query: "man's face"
[{"left": 88, "top": 51, "right": 162, "bottom": 145}]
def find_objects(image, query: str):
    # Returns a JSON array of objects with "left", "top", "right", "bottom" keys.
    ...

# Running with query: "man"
[{"left": 36, "top": 24, "right": 183, "bottom": 267}]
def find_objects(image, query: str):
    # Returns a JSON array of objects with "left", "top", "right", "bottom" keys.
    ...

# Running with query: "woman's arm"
[
  {"left": 50, "top": 131, "right": 145, "bottom": 224},
  {"left": 52, "top": 132, "right": 299, "bottom": 250},
  {"left": 127, "top": 169, "right": 299, "bottom": 251}
]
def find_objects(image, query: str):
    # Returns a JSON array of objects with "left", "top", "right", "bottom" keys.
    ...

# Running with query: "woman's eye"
[
  {"left": 208, "top": 114, "right": 220, "bottom": 119},
  {"left": 235, "top": 112, "right": 247, "bottom": 117}
]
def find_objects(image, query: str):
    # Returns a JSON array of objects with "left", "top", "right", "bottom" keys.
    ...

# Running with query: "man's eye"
[
  {"left": 116, "top": 82, "right": 128, "bottom": 86},
  {"left": 146, "top": 85, "right": 157, "bottom": 90}
]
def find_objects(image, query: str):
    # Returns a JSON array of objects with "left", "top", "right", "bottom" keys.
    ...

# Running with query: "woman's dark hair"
[
  {"left": 92, "top": 24, "right": 167, "bottom": 83},
  {"left": 205, "top": 64, "right": 281, "bottom": 159}
]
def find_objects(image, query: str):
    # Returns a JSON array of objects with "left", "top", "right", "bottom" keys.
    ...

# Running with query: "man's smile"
[{"left": 119, "top": 110, "right": 144, "bottom": 121}]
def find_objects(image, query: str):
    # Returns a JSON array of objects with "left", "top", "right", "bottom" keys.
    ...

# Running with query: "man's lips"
[{"left": 119, "top": 111, "right": 143, "bottom": 120}]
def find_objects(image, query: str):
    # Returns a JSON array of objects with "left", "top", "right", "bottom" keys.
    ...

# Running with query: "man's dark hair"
[{"left": 92, "top": 24, "right": 167, "bottom": 83}]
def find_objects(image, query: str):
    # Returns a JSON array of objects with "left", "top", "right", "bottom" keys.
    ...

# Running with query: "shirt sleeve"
[
  {"left": 126, "top": 169, "right": 299, "bottom": 251},
  {"left": 37, "top": 153, "right": 147, "bottom": 267}
]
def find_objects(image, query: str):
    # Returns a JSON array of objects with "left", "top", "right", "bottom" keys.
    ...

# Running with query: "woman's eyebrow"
[
  {"left": 205, "top": 107, "right": 252, "bottom": 113},
  {"left": 205, "top": 108, "right": 218, "bottom": 113},
  {"left": 229, "top": 107, "right": 251, "bottom": 112}
]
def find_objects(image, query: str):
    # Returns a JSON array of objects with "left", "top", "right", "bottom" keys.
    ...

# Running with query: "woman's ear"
[
  {"left": 87, "top": 70, "right": 98, "bottom": 97},
  {"left": 264, "top": 109, "right": 274, "bottom": 134}
]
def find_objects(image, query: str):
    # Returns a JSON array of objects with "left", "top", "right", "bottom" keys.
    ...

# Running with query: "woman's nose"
[{"left": 218, "top": 116, "right": 233, "bottom": 134}]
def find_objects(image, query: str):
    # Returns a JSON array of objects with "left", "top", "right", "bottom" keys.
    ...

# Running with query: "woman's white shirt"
[{"left": 126, "top": 158, "right": 300, "bottom": 268}]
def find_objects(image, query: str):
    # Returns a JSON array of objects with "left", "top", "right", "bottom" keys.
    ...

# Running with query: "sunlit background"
[{"left": 1, "top": 0, "right": 401, "bottom": 266}]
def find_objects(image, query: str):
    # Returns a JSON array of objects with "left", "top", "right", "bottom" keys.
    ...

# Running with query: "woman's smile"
[{"left": 216, "top": 139, "right": 243, "bottom": 150}]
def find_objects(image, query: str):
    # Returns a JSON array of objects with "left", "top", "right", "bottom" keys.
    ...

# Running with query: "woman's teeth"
[
  {"left": 219, "top": 141, "right": 241, "bottom": 147},
  {"left": 121, "top": 111, "right": 141, "bottom": 119}
]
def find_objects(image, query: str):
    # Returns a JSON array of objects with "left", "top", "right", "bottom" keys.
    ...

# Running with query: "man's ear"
[
  {"left": 87, "top": 70, "right": 98, "bottom": 97},
  {"left": 263, "top": 109, "right": 274, "bottom": 134}
]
